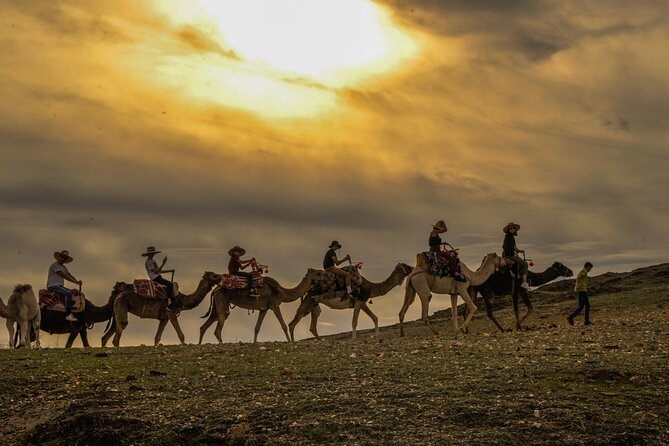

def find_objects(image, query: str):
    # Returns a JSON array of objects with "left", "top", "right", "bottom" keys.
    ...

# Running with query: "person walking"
[
  {"left": 568, "top": 262, "right": 593, "bottom": 326},
  {"left": 47, "top": 250, "right": 82, "bottom": 322}
]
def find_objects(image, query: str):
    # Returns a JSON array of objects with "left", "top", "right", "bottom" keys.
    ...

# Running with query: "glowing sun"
[{"left": 148, "top": 0, "right": 418, "bottom": 118}]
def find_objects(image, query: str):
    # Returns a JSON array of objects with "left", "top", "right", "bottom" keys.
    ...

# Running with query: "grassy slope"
[{"left": 1, "top": 271, "right": 668, "bottom": 445}]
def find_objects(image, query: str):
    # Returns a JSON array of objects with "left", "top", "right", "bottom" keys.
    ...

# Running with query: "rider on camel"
[
  {"left": 323, "top": 241, "right": 353, "bottom": 298},
  {"left": 429, "top": 220, "right": 466, "bottom": 281},
  {"left": 502, "top": 222, "right": 529, "bottom": 289},
  {"left": 142, "top": 246, "right": 177, "bottom": 311},
  {"left": 47, "top": 250, "right": 82, "bottom": 322},
  {"left": 228, "top": 246, "right": 260, "bottom": 298}
]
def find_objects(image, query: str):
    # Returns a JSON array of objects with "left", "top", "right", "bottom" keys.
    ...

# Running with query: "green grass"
[{"left": 1, "top": 283, "right": 668, "bottom": 445}]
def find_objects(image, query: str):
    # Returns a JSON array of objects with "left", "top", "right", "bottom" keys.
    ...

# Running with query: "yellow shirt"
[{"left": 575, "top": 268, "right": 588, "bottom": 292}]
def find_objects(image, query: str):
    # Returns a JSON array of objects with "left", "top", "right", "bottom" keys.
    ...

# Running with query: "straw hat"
[
  {"left": 503, "top": 222, "right": 521, "bottom": 234},
  {"left": 53, "top": 250, "right": 73, "bottom": 263},
  {"left": 329, "top": 241, "right": 342, "bottom": 249},
  {"left": 141, "top": 246, "right": 161, "bottom": 257},
  {"left": 431, "top": 220, "right": 448, "bottom": 233},
  {"left": 228, "top": 246, "right": 246, "bottom": 256}
]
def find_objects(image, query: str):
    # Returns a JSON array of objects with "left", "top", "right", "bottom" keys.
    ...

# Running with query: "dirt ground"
[{"left": 1, "top": 277, "right": 667, "bottom": 445}]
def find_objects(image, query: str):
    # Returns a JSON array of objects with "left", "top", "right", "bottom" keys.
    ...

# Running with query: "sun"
[{"left": 147, "top": 0, "right": 418, "bottom": 118}]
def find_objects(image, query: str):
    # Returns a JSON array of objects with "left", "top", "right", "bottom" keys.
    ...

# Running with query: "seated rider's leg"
[
  {"left": 48, "top": 286, "right": 73, "bottom": 313},
  {"left": 327, "top": 267, "right": 353, "bottom": 294},
  {"left": 153, "top": 276, "right": 175, "bottom": 304}
]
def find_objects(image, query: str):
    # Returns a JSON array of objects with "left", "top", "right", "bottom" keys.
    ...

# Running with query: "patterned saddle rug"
[
  {"left": 309, "top": 265, "right": 366, "bottom": 300},
  {"left": 421, "top": 251, "right": 460, "bottom": 277},
  {"left": 220, "top": 272, "right": 264, "bottom": 290},
  {"left": 132, "top": 279, "right": 179, "bottom": 299},
  {"left": 38, "top": 289, "right": 85, "bottom": 313}
]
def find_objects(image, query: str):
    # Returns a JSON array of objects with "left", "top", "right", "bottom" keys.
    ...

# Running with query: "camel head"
[
  {"left": 552, "top": 262, "right": 574, "bottom": 277},
  {"left": 202, "top": 271, "right": 222, "bottom": 285},
  {"left": 484, "top": 253, "right": 503, "bottom": 268},
  {"left": 396, "top": 263, "right": 413, "bottom": 277}
]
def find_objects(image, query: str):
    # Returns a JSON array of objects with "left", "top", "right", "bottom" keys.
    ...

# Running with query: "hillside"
[{"left": 0, "top": 264, "right": 667, "bottom": 445}]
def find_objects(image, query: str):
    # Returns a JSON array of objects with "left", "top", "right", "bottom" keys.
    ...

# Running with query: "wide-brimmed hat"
[
  {"left": 329, "top": 240, "right": 342, "bottom": 249},
  {"left": 503, "top": 222, "right": 521, "bottom": 234},
  {"left": 228, "top": 246, "right": 246, "bottom": 256},
  {"left": 141, "top": 246, "right": 161, "bottom": 257},
  {"left": 431, "top": 220, "right": 448, "bottom": 232},
  {"left": 53, "top": 250, "right": 74, "bottom": 263}
]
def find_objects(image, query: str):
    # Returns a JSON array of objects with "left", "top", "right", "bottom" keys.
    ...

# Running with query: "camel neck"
[
  {"left": 363, "top": 270, "right": 405, "bottom": 298},
  {"left": 280, "top": 274, "right": 312, "bottom": 298},
  {"left": 0, "top": 298, "right": 9, "bottom": 318},
  {"left": 465, "top": 258, "right": 497, "bottom": 286},
  {"left": 528, "top": 267, "right": 561, "bottom": 286},
  {"left": 181, "top": 279, "right": 213, "bottom": 309}
]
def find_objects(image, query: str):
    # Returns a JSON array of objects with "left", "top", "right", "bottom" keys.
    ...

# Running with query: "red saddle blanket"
[
  {"left": 220, "top": 272, "right": 264, "bottom": 290},
  {"left": 38, "top": 289, "right": 85, "bottom": 313},
  {"left": 133, "top": 279, "right": 171, "bottom": 299}
]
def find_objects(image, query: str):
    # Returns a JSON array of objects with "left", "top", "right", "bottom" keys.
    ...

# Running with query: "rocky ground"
[{"left": 1, "top": 265, "right": 668, "bottom": 445}]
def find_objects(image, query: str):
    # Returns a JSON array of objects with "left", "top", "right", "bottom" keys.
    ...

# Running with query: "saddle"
[
  {"left": 220, "top": 272, "right": 264, "bottom": 290},
  {"left": 309, "top": 265, "right": 366, "bottom": 301},
  {"left": 38, "top": 289, "right": 85, "bottom": 313},
  {"left": 421, "top": 251, "right": 458, "bottom": 278},
  {"left": 132, "top": 279, "right": 179, "bottom": 299}
]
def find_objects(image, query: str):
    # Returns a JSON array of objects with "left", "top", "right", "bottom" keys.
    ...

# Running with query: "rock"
[
  {"left": 94, "top": 352, "right": 108, "bottom": 358},
  {"left": 149, "top": 370, "right": 166, "bottom": 376}
]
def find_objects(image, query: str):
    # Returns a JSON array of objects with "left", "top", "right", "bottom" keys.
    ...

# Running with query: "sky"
[{"left": 1, "top": 0, "right": 668, "bottom": 346}]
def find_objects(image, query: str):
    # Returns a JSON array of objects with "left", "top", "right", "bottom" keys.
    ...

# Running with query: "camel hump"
[{"left": 13, "top": 284, "right": 33, "bottom": 294}]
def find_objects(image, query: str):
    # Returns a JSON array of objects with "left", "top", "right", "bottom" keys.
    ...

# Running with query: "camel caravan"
[{"left": 1, "top": 221, "right": 580, "bottom": 349}]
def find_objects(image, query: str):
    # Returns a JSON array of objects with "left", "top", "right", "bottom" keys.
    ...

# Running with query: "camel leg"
[
  {"left": 6, "top": 319, "right": 15, "bottom": 346},
  {"left": 154, "top": 319, "right": 169, "bottom": 346},
  {"left": 399, "top": 281, "right": 417, "bottom": 337},
  {"left": 481, "top": 291, "right": 507, "bottom": 332},
  {"left": 31, "top": 318, "right": 40, "bottom": 349},
  {"left": 518, "top": 289, "right": 534, "bottom": 326},
  {"left": 361, "top": 303, "right": 380, "bottom": 338},
  {"left": 80, "top": 329, "right": 90, "bottom": 348},
  {"left": 18, "top": 320, "right": 30, "bottom": 349},
  {"left": 271, "top": 306, "right": 291, "bottom": 342},
  {"left": 168, "top": 314, "right": 186, "bottom": 345},
  {"left": 253, "top": 310, "right": 268, "bottom": 343},
  {"left": 112, "top": 300, "right": 129, "bottom": 347},
  {"left": 288, "top": 299, "right": 316, "bottom": 341},
  {"left": 351, "top": 302, "right": 362, "bottom": 341},
  {"left": 309, "top": 305, "right": 322, "bottom": 340},
  {"left": 420, "top": 291, "right": 438, "bottom": 334},
  {"left": 450, "top": 294, "right": 459, "bottom": 335},
  {"left": 459, "top": 288, "right": 477, "bottom": 333},
  {"left": 512, "top": 287, "right": 522, "bottom": 330},
  {"left": 101, "top": 324, "right": 115, "bottom": 347},
  {"left": 198, "top": 314, "right": 217, "bottom": 345},
  {"left": 213, "top": 302, "right": 231, "bottom": 344},
  {"left": 65, "top": 331, "right": 78, "bottom": 348}
]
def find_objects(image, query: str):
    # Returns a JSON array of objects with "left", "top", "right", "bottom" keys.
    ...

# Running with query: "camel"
[
  {"left": 288, "top": 263, "right": 413, "bottom": 341},
  {"left": 198, "top": 269, "right": 320, "bottom": 344},
  {"left": 0, "top": 285, "right": 40, "bottom": 349},
  {"left": 398, "top": 253, "right": 502, "bottom": 337},
  {"left": 37, "top": 292, "right": 117, "bottom": 348},
  {"left": 102, "top": 271, "right": 221, "bottom": 347},
  {"left": 467, "top": 262, "right": 573, "bottom": 332}
]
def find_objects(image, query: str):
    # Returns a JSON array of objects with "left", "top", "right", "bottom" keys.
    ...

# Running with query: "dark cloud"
[{"left": 176, "top": 26, "right": 241, "bottom": 60}]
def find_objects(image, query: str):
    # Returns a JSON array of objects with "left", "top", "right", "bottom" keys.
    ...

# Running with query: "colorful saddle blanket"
[
  {"left": 38, "top": 289, "right": 85, "bottom": 313},
  {"left": 309, "top": 265, "right": 365, "bottom": 300},
  {"left": 421, "top": 251, "right": 457, "bottom": 277},
  {"left": 220, "top": 272, "right": 264, "bottom": 290},
  {"left": 133, "top": 279, "right": 178, "bottom": 299}
]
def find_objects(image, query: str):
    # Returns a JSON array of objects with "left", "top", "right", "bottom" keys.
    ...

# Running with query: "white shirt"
[
  {"left": 145, "top": 258, "right": 159, "bottom": 280},
  {"left": 47, "top": 262, "right": 68, "bottom": 288}
]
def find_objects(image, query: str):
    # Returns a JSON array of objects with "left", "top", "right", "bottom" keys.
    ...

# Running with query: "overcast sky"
[{"left": 1, "top": 0, "right": 668, "bottom": 346}]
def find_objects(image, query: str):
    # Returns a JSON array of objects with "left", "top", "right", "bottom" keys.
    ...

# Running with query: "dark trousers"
[
  {"left": 153, "top": 275, "right": 174, "bottom": 302},
  {"left": 234, "top": 271, "right": 254, "bottom": 288},
  {"left": 569, "top": 291, "right": 590, "bottom": 323}
]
